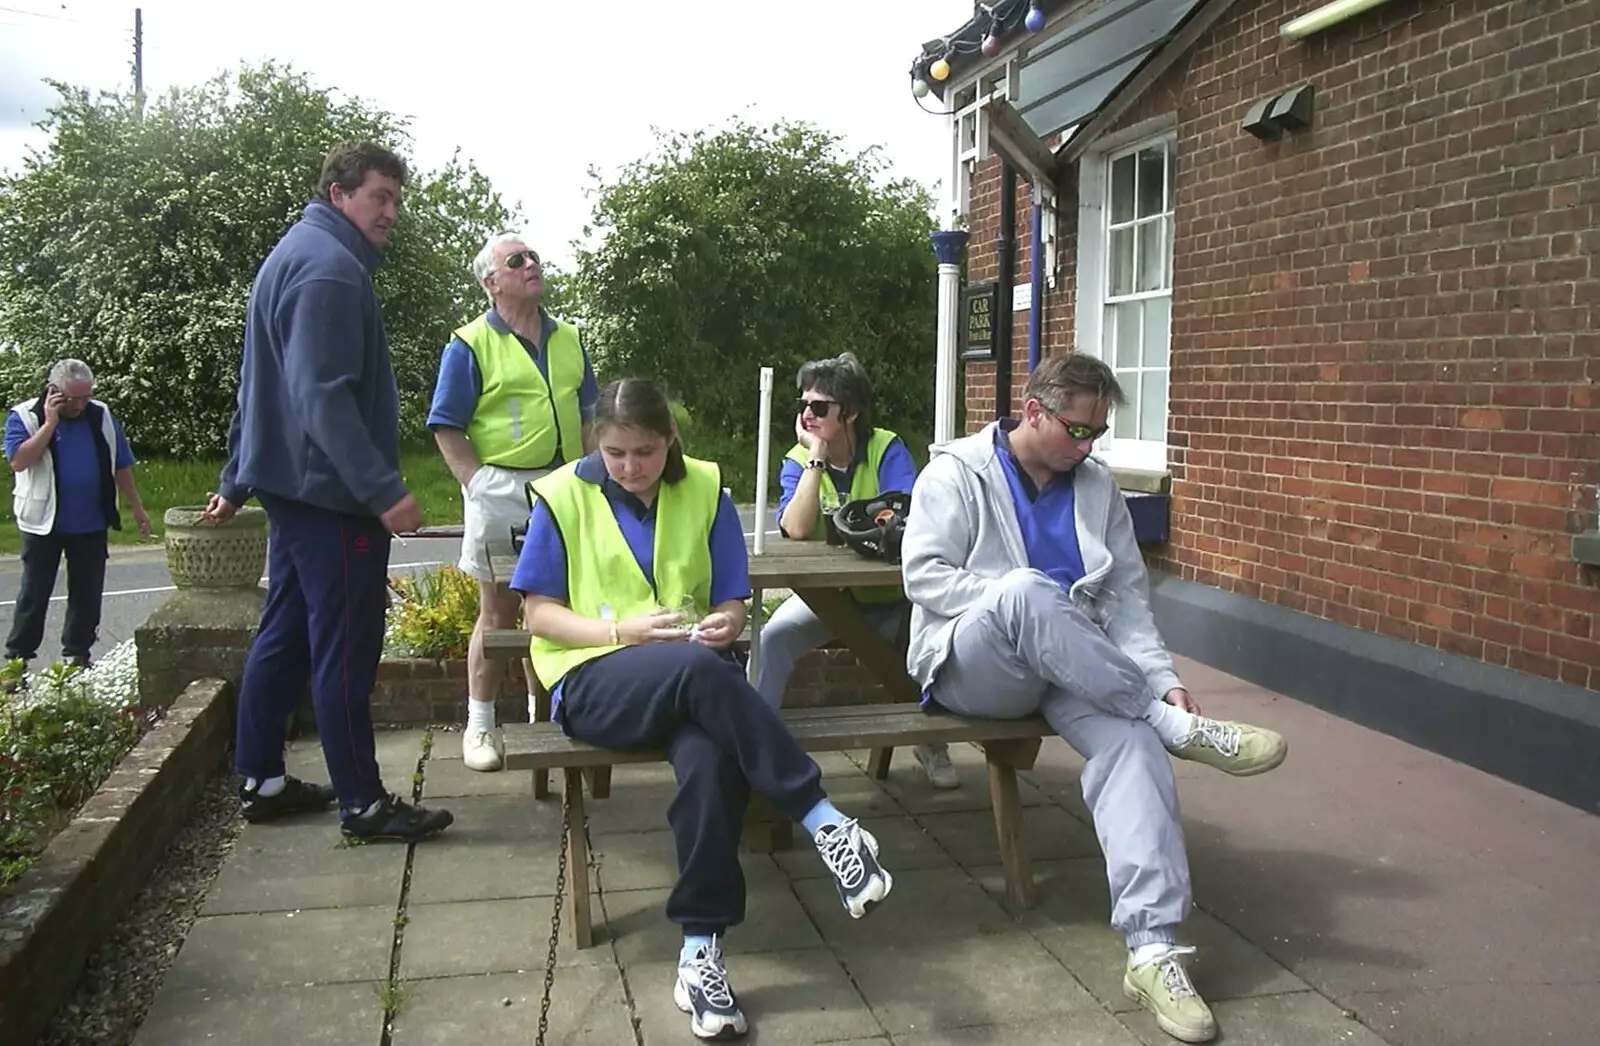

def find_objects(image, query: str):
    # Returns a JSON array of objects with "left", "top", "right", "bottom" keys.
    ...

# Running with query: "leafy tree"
[
  {"left": 570, "top": 117, "right": 938, "bottom": 490},
  {"left": 0, "top": 62, "right": 516, "bottom": 457}
]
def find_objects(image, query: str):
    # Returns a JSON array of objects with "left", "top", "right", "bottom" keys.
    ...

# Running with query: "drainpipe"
[
  {"left": 995, "top": 163, "right": 1017, "bottom": 419},
  {"left": 1028, "top": 182, "right": 1045, "bottom": 373}
]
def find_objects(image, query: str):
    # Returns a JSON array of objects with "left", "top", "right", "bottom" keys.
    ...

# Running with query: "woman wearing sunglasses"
[
  {"left": 510, "top": 377, "right": 894, "bottom": 1041},
  {"left": 758, "top": 352, "right": 961, "bottom": 790}
]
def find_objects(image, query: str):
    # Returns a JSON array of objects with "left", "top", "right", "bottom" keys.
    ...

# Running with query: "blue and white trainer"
[
  {"left": 815, "top": 819, "right": 893, "bottom": 918},
  {"left": 674, "top": 939, "right": 747, "bottom": 1040}
]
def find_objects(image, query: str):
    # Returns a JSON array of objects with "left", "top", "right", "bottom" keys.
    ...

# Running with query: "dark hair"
[
  {"left": 1020, "top": 353, "right": 1127, "bottom": 412},
  {"left": 796, "top": 351, "right": 875, "bottom": 450},
  {"left": 316, "top": 141, "right": 408, "bottom": 201},
  {"left": 593, "top": 378, "right": 687, "bottom": 483}
]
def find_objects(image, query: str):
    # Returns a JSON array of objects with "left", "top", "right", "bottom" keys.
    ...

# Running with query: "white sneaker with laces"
[
  {"left": 913, "top": 743, "right": 960, "bottom": 789},
  {"left": 462, "top": 727, "right": 504, "bottom": 772},
  {"left": 674, "top": 939, "right": 747, "bottom": 1040},
  {"left": 814, "top": 819, "right": 893, "bottom": 918}
]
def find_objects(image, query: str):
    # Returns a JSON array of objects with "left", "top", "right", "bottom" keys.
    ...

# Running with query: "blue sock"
[
  {"left": 800, "top": 799, "right": 847, "bottom": 837},
  {"left": 680, "top": 934, "right": 714, "bottom": 964}
]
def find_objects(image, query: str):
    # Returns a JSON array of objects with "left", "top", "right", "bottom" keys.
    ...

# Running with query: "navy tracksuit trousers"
[
  {"left": 233, "top": 493, "right": 391, "bottom": 810},
  {"left": 556, "top": 643, "right": 828, "bottom": 937}
]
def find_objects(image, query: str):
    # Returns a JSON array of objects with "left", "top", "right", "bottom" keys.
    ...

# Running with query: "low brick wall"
[
  {"left": 0, "top": 678, "right": 235, "bottom": 1046},
  {"left": 368, "top": 647, "right": 885, "bottom": 727}
]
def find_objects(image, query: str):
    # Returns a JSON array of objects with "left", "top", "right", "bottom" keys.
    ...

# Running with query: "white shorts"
[{"left": 458, "top": 464, "right": 549, "bottom": 584}]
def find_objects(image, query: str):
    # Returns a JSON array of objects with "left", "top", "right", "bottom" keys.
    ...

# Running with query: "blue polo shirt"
[
  {"left": 4, "top": 409, "right": 135, "bottom": 534},
  {"left": 994, "top": 420, "right": 1086, "bottom": 591},
  {"left": 426, "top": 308, "right": 601, "bottom": 470},
  {"left": 508, "top": 451, "right": 751, "bottom": 712},
  {"left": 775, "top": 434, "right": 917, "bottom": 534}
]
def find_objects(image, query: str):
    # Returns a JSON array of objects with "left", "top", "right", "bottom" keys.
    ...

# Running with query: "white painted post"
[{"left": 747, "top": 366, "right": 774, "bottom": 682}]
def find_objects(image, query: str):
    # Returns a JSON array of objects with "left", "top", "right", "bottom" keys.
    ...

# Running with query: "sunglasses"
[
  {"left": 503, "top": 249, "right": 541, "bottom": 270},
  {"left": 797, "top": 398, "right": 840, "bottom": 418},
  {"left": 1046, "top": 409, "right": 1109, "bottom": 442}
]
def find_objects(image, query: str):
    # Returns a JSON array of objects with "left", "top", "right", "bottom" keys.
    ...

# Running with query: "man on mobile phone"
[{"left": 5, "top": 358, "right": 149, "bottom": 678}]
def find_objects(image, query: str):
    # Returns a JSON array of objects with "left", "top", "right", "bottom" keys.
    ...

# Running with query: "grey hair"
[
  {"left": 48, "top": 358, "right": 94, "bottom": 389},
  {"left": 471, "top": 231, "right": 528, "bottom": 302}
]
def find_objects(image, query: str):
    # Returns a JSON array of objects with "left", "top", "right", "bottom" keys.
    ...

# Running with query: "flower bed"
[{"left": 1, "top": 641, "right": 154, "bottom": 888}]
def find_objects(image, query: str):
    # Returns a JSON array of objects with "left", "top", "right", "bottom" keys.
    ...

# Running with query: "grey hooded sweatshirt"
[{"left": 901, "top": 421, "right": 1183, "bottom": 701}]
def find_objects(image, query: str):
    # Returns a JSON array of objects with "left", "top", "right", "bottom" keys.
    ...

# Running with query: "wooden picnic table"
[{"left": 487, "top": 535, "right": 920, "bottom": 768}]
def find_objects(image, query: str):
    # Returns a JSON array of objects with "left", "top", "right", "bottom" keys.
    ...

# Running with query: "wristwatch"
[{"left": 804, "top": 458, "right": 826, "bottom": 471}]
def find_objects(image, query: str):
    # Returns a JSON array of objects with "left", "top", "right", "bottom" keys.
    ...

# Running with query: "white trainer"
[
  {"left": 462, "top": 728, "right": 504, "bottom": 772},
  {"left": 914, "top": 743, "right": 960, "bottom": 789}
]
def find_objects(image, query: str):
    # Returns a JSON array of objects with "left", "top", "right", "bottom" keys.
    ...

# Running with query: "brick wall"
[{"left": 964, "top": 0, "right": 1600, "bottom": 688}]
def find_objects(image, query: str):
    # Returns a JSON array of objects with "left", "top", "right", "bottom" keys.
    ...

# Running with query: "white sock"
[
  {"left": 1142, "top": 698, "right": 1196, "bottom": 747},
  {"left": 527, "top": 692, "right": 540, "bottom": 724},
  {"left": 466, "top": 698, "right": 496, "bottom": 733},
  {"left": 249, "top": 775, "right": 286, "bottom": 797},
  {"left": 1131, "top": 942, "right": 1172, "bottom": 965}
]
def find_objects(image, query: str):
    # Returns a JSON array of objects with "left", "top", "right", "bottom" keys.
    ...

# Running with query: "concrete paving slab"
[
  {"left": 631, "top": 947, "right": 881, "bottom": 1044},
  {"left": 791, "top": 867, "right": 1022, "bottom": 947},
  {"left": 890, "top": 1008, "right": 1144, "bottom": 1045},
  {"left": 204, "top": 818, "right": 406, "bottom": 915},
  {"left": 162, "top": 905, "right": 396, "bottom": 993},
  {"left": 389, "top": 968, "right": 634, "bottom": 1046},
  {"left": 1344, "top": 981, "right": 1597, "bottom": 1046},
  {"left": 421, "top": 754, "right": 540, "bottom": 799},
  {"left": 1117, "top": 990, "right": 1390, "bottom": 1046},
  {"left": 400, "top": 896, "right": 612, "bottom": 978},
  {"left": 287, "top": 729, "right": 426, "bottom": 791},
  {"left": 872, "top": 747, "right": 1051, "bottom": 816},
  {"left": 603, "top": 881, "right": 825, "bottom": 963},
  {"left": 918, "top": 802, "right": 1103, "bottom": 868},
  {"left": 774, "top": 814, "right": 952, "bottom": 879},
  {"left": 407, "top": 794, "right": 567, "bottom": 904},
  {"left": 835, "top": 934, "right": 1100, "bottom": 1036},
  {"left": 968, "top": 858, "right": 1311, "bottom": 1009},
  {"left": 132, "top": 982, "right": 382, "bottom": 1046}
]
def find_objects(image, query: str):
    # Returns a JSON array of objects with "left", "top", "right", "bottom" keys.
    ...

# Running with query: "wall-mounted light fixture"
[
  {"left": 1281, "top": 0, "right": 1399, "bottom": 41},
  {"left": 1242, "top": 83, "right": 1315, "bottom": 140}
]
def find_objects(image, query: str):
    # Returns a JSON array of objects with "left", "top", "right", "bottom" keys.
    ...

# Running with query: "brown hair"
[
  {"left": 316, "top": 141, "right": 408, "bottom": 201},
  {"left": 1020, "top": 353, "right": 1127, "bottom": 413},
  {"left": 593, "top": 378, "right": 687, "bottom": 483}
]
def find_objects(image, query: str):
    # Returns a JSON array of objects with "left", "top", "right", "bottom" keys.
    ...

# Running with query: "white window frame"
[
  {"left": 945, "top": 59, "right": 1017, "bottom": 226},
  {"left": 1074, "top": 113, "right": 1178, "bottom": 473}
]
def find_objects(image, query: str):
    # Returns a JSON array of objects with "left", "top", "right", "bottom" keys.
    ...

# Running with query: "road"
[{"left": 0, "top": 508, "right": 776, "bottom": 666}]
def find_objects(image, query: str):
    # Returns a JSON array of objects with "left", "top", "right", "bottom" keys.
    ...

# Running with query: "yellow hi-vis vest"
[
  {"left": 456, "top": 312, "right": 585, "bottom": 469},
  {"left": 527, "top": 455, "right": 722, "bottom": 686},
  {"left": 784, "top": 427, "right": 903, "bottom": 604}
]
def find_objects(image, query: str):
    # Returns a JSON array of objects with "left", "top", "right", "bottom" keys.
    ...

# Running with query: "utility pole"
[{"left": 133, "top": 7, "right": 144, "bottom": 117}]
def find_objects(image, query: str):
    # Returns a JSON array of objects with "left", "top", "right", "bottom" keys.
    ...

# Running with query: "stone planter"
[{"left": 162, "top": 506, "right": 268, "bottom": 589}]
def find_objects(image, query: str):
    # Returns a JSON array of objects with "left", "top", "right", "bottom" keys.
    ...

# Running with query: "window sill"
[
  {"left": 1110, "top": 466, "right": 1171, "bottom": 494},
  {"left": 1574, "top": 531, "right": 1600, "bottom": 566}
]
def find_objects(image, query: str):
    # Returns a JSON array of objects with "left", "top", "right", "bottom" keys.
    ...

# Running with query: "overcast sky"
[{"left": 0, "top": 0, "right": 974, "bottom": 266}]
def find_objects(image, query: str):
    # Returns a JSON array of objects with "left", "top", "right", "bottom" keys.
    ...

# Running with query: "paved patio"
[{"left": 130, "top": 656, "right": 1600, "bottom": 1045}]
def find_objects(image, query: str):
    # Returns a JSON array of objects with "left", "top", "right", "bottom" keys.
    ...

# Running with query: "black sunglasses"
[
  {"left": 503, "top": 249, "right": 541, "bottom": 270},
  {"left": 798, "top": 398, "right": 839, "bottom": 418},
  {"left": 1047, "top": 409, "right": 1109, "bottom": 442}
]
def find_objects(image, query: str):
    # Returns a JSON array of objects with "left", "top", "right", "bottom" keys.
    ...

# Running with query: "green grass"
[{"left": 0, "top": 449, "right": 462, "bottom": 556}]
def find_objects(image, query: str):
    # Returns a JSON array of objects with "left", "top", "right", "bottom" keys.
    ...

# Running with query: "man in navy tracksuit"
[{"left": 204, "top": 141, "right": 452, "bottom": 842}]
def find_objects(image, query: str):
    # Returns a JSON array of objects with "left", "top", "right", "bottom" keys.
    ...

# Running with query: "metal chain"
[{"left": 535, "top": 783, "right": 572, "bottom": 1046}]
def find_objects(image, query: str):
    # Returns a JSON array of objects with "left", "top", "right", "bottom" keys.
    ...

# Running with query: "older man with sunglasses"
[
  {"left": 900, "top": 352, "right": 1288, "bottom": 1044},
  {"left": 427, "top": 233, "right": 599, "bottom": 771}
]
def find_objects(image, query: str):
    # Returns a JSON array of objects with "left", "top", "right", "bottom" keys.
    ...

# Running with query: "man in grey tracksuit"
[{"left": 901, "top": 353, "right": 1288, "bottom": 1045}]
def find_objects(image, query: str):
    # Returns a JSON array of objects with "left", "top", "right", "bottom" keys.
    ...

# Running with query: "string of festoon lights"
[{"left": 909, "top": 0, "right": 1048, "bottom": 114}]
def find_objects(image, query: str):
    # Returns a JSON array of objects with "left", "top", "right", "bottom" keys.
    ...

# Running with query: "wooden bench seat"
[{"left": 501, "top": 704, "right": 1053, "bottom": 948}]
